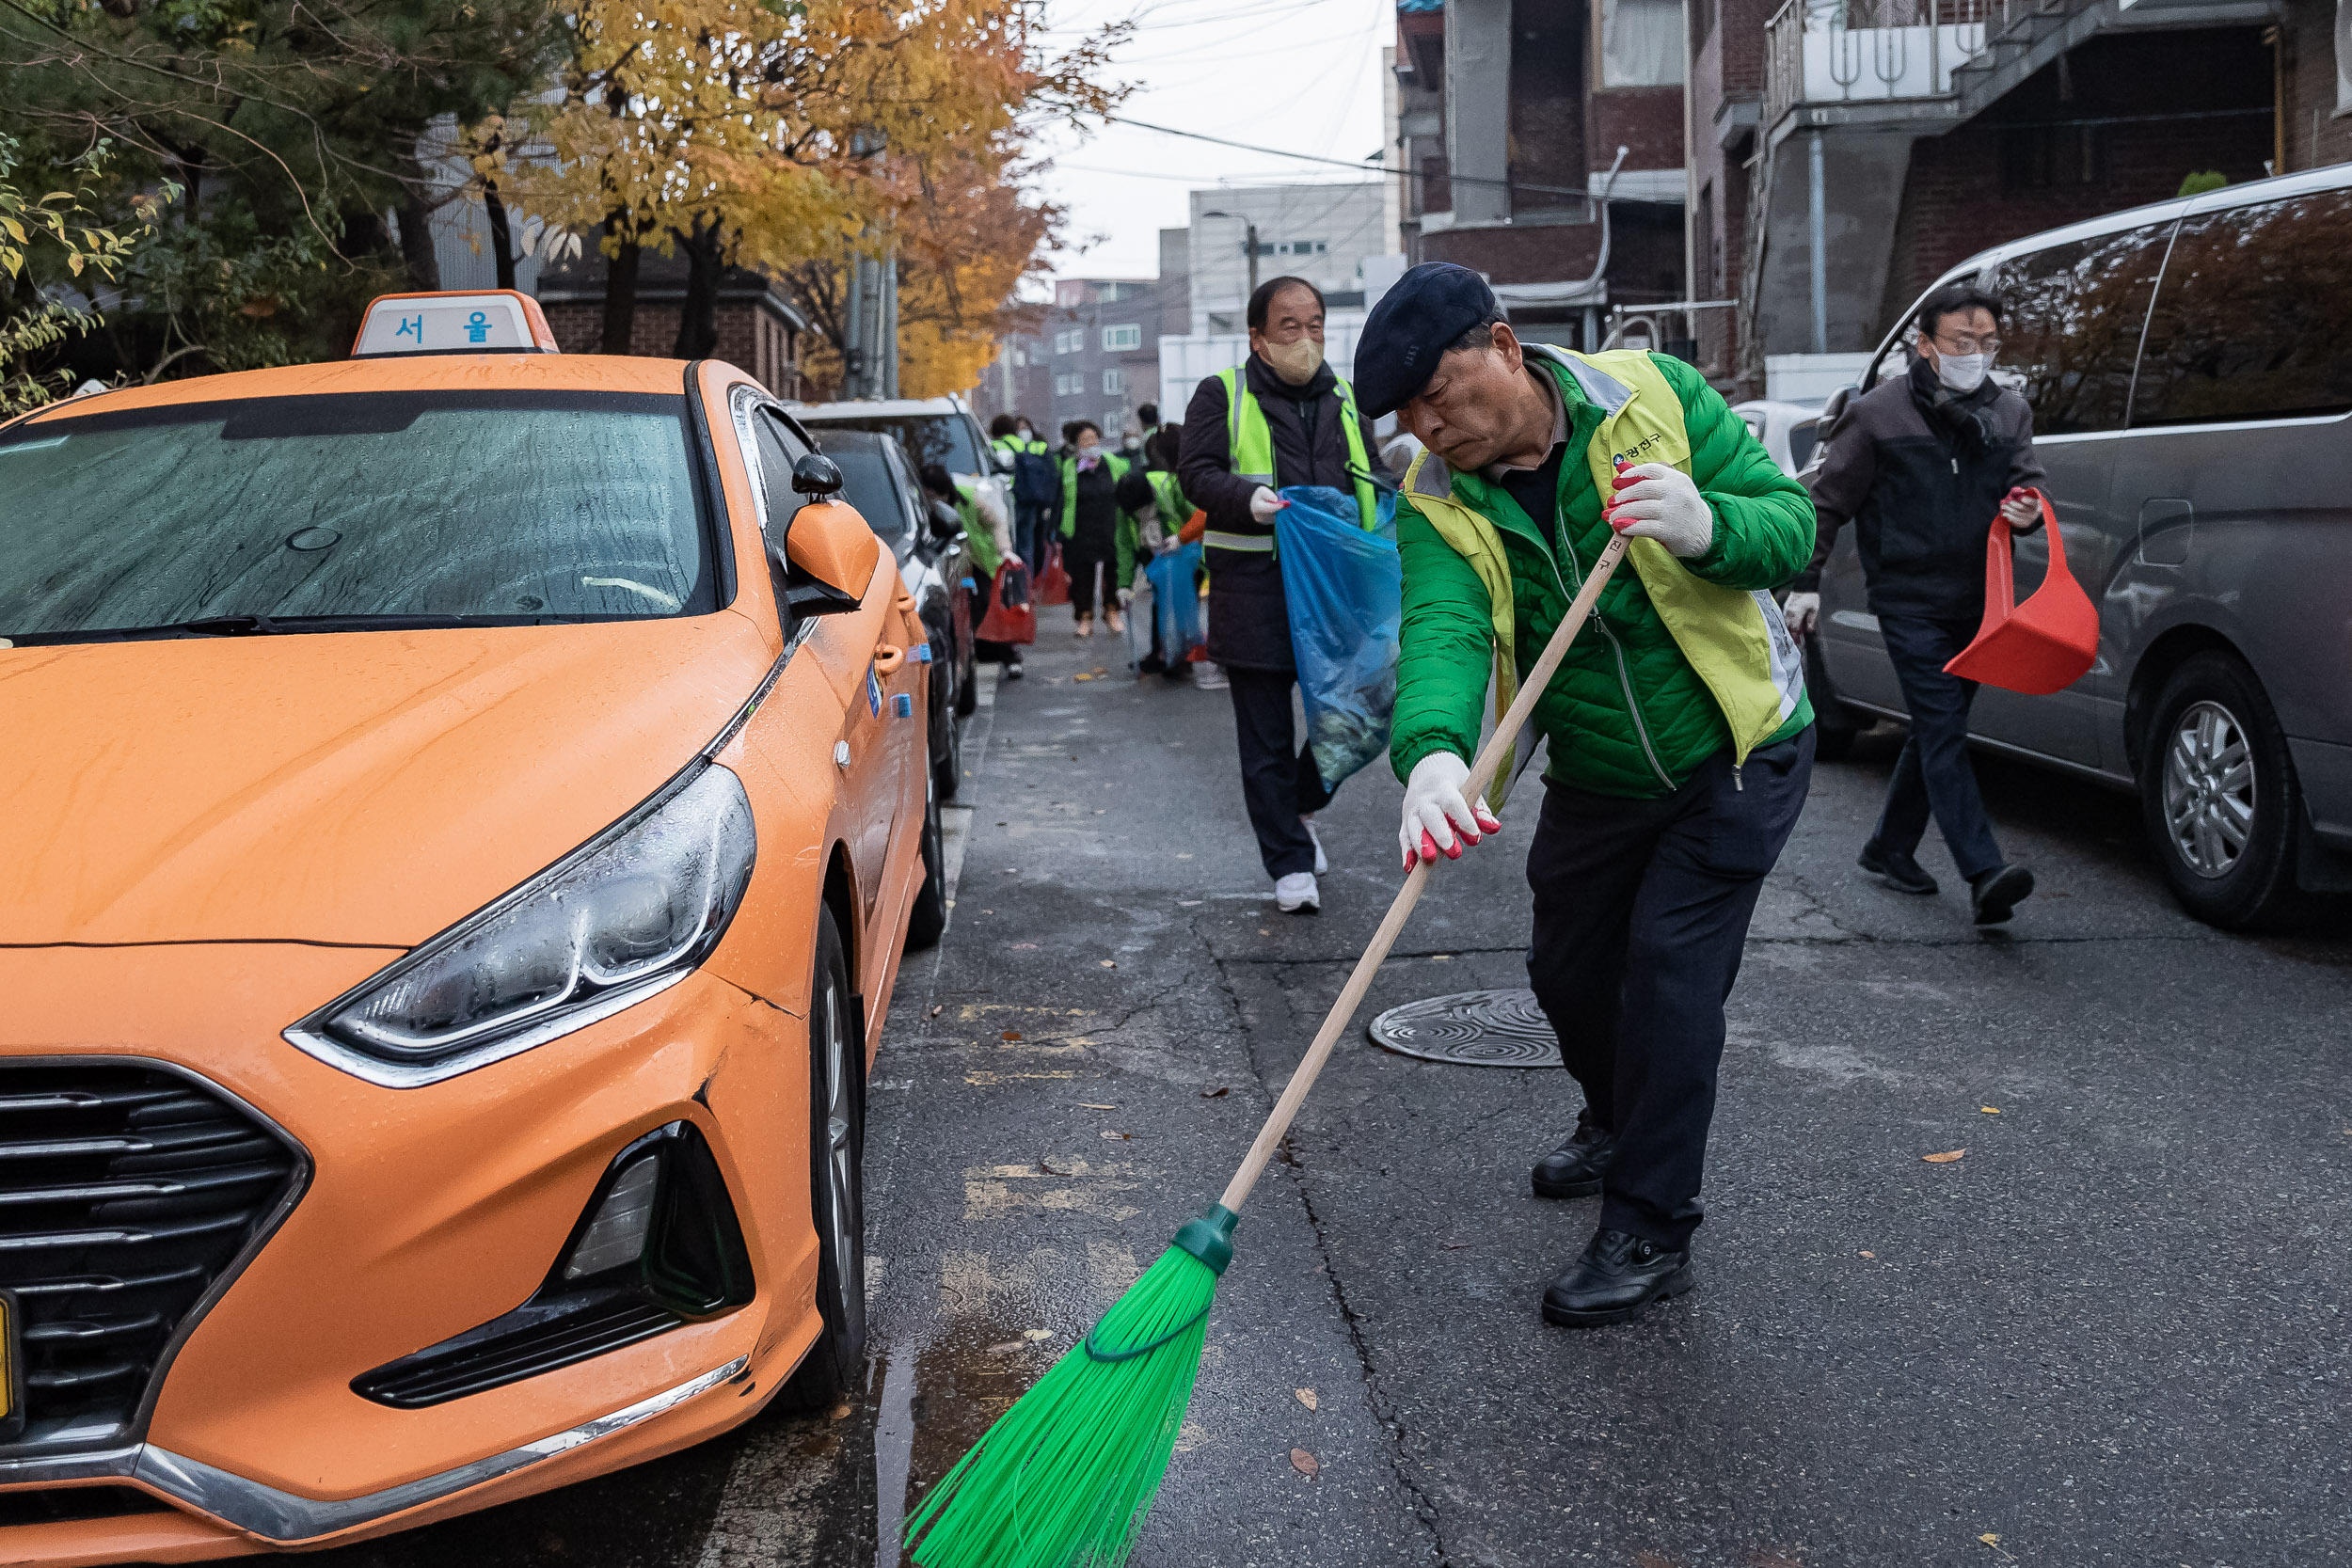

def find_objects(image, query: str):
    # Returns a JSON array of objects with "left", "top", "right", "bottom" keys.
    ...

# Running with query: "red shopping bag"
[
  {"left": 1037, "top": 542, "right": 1071, "bottom": 606},
  {"left": 976, "top": 562, "right": 1037, "bottom": 644},
  {"left": 1943, "top": 488, "right": 2097, "bottom": 695}
]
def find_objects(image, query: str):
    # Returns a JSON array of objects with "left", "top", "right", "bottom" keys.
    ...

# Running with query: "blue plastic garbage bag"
[
  {"left": 1144, "top": 540, "right": 1204, "bottom": 662},
  {"left": 1274, "top": 484, "right": 1402, "bottom": 792}
]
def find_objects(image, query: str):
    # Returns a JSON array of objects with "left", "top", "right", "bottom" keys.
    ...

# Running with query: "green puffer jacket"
[{"left": 1391, "top": 351, "right": 1815, "bottom": 800}]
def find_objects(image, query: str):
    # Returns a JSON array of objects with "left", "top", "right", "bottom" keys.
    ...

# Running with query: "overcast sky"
[{"left": 1023, "top": 0, "right": 1393, "bottom": 285}]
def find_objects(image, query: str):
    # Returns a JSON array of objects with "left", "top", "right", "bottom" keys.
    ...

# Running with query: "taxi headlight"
[{"left": 286, "top": 764, "right": 756, "bottom": 1087}]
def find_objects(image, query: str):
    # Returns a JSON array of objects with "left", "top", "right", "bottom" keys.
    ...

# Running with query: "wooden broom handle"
[{"left": 1219, "top": 531, "right": 1630, "bottom": 1212}]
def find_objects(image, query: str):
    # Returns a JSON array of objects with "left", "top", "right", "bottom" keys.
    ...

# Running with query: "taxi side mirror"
[{"left": 781, "top": 495, "right": 880, "bottom": 619}]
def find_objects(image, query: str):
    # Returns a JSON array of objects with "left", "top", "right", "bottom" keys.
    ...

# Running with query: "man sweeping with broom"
[
  {"left": 902, "top": 271, "right": 1817, "bottom": 1568},
  {"left": 1366, "top": 264, "right": 1817, "bottom": 1328}
]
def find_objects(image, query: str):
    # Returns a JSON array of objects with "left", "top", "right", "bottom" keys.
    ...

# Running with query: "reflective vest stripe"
[
  {"left": 1214, "top": 366, "right": 1379, "bottom": 529},
  {"left": 1202, "top": 531, "right": 1273, "bottom": 553}
]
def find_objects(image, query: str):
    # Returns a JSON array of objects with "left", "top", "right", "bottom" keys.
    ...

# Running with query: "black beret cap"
[{"left": 1353, "top": 263, "right": 1498, "bottom": 418}]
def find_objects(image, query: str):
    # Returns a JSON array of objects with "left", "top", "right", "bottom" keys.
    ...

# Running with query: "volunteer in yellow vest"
[
  {"left": 1358, "top": 263, "right": 1815, "bottom": 1329},
  {"left": 1178, "top": 275, "right": 1390, "bottom": 914},
  {"left": 921, "top": 461, "right": 1024, "bottom": 680}
]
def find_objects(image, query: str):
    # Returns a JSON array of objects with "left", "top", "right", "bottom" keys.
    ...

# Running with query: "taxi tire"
[
  {"left": 906, "top": 769, "right": 949, "bottom": 952},
  {"left": 782, "top": 907, "right": 866, "bottom": 1409}
]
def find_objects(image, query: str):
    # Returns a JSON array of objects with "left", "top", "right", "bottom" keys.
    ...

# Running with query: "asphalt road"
[{"left": 312, "top": 599, "right": 2352, "bottom": 1568}]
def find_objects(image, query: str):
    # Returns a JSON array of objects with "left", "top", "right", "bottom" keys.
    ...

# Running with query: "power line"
[{"left": 1103, "top": 114, "right": 1598, "bottom": 201}]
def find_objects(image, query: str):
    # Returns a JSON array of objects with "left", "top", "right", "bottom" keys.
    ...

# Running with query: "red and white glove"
[
  {"left": 1999, "top": 486, "right": 2045, "bottom": 533},
  {"left": 1249, "top": 486, "right": 1286, "bottom": 523},
  {"left": 1607, "top": 462, "right": 1713, "bottom": 559},
  {"left": 1399, "top": 752, "right": 1501, "bottom": 871}
]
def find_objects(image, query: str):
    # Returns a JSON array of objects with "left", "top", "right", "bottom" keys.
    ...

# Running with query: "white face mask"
[{"left": 1934, "top": 351, "right": 1991, "bottom": 393}]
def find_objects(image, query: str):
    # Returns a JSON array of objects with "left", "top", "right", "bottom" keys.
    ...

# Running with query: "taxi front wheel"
[{"left": 783, "top": 906, "right": 866, "bottom": 1408}]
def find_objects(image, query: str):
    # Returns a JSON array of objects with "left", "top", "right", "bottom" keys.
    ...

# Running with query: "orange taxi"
[{"left": 0, "top": 291, "right": 946, "bottom": 1561}]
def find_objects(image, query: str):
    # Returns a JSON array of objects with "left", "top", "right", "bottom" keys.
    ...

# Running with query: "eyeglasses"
[{"left": 1930, "top": 333, "right": 2002, "bottom": 356}]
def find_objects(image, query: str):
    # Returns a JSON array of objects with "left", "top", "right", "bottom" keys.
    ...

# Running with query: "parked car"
[
  {"left": 789, "top": 395, "right": 1012, "bottom": 552},
  {"left": 811, "top": 426, "right": 977, "bottom": 797},
  {"left": 0, "top": 290, "right": 944, "bottom": 1561},
  {"left": 1732, "top": 397, "right": 1823, "bottom": 479},
  {"left": 1806, "top": 166, "right": 2352, "bottom": 927}
]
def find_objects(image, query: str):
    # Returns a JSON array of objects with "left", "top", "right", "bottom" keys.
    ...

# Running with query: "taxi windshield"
[{"left": 0, "top": 389, "right": 717, "bottom": 642}]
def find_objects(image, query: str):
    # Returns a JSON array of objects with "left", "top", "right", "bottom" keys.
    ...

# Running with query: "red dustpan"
[{"left": 1944, "top": 488, "right": 2097, "bottom": 695}]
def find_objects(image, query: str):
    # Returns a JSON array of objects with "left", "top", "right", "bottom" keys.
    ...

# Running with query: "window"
[
  {"left": 1054, "top": 328, "right": 1084, "bottom": 355},
  {"left": 1055, "top": 372, "right": 1083, "bottom": 398},
  {"left": 1275, "top": 240, "right": 1327, "bottom": 257},
  {"left": 803, "top": 411, "right": 985, "bottom": 475},
  {"left": 2130, "top": 189, "right": 2352, "bottom": 426},
  {"left": 0, "top": 392, "right": 716, "bottom": 639},
  {"left": 1977, "top": 224, "right": 2170, "bottom": 435},
  {"left": 1011, "top": 347, "right": 1027, "bottom": 367},
  {"left": 1103, "top": 369, "right": 1125, "bottom": 395},
  {"left": 1597, "top": 0, "right": 1684, "bottom": 87},
  {"left": 1103, "top": 324, "right": 1142, "bottom": 351},
  {"left": 1104, "top": 407, "right": 1128, "bottom": 436}
]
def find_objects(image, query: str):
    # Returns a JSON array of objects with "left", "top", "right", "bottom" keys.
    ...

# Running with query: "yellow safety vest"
[
  {"left": 1402, "top": 345, "right": 1805, "bottom": 806},
  {"left": 1212, "top": 365, "right": 1378, "bottom": 547}
]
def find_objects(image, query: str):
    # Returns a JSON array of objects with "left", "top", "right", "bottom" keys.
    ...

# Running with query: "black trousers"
[
  {"left": 1526, "top": 731, "right": 1814, "bottom": 1249},
  {"left": 1065, "top": 522, "right": 1118, "bottom": 617},
  {"left": 1874, "top": 615, "right": 2002, "bottom": 879},
  {"left": 1227, "top": 668, "right": 1336, "bottom": 879}
]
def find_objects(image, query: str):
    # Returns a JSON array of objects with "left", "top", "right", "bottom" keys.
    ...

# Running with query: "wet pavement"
[{"left": 310, "top": 599, "right": 2352, "bottom": 1568}]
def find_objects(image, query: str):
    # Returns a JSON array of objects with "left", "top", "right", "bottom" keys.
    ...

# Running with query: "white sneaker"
[
  {"left": 1274, "top": 872, "right": 1320, "bottom": 914},
  {"left": 1302, "top": 816, "right": 1328, "bottom": 875},
  {"left": 1194, "top": 662, "right": 1230, "bottom": 690}
]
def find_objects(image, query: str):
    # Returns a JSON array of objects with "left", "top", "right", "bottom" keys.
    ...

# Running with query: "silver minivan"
[{"left": 1807, "top": 165, "right": 2352, "bottom": 929}]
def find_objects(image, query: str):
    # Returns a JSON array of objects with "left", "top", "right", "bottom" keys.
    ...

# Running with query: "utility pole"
[{"left": 1245, "top": 220, "right": 1259, "bottom": 298}]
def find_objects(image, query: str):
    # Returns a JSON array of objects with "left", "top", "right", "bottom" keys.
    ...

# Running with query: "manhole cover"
[{"left": 1365, "top": 989, "right": 1561, "bottom": 1068}]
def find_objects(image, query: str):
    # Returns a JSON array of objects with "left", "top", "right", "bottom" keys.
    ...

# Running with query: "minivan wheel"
[
  {"left": 1803, "top": 637, "right": 1861, "bottom": 762},
  {"left": 782, "top": 907, "right": 866, "bottom": 1409},
  {"left": 904, "top": 768, "right": 949, "bottom": 951},
  {"left": 2139, "top": 652, "right": 2314, "bottom": 930}
]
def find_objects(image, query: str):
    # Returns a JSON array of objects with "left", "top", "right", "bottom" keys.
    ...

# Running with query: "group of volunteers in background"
[{"left": 972, "top": 261, "right": 2050, "bottom": 1334}]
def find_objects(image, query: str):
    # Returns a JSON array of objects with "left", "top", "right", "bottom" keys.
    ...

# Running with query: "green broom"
[{"left": 905, "top": 531, "right": 1635, "bottom": 1568}]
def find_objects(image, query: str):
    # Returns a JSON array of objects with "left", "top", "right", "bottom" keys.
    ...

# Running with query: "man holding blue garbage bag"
[
  {"left": 1359, "top": 263, "right": 1815, "bottom": 1328},
  {"left": 1179, "top": 275, "right": 1389, "bottom": 914}
]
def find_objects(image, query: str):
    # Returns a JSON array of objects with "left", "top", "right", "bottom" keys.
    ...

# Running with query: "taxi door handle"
[
  {"left": 895, "top": 592, "right": 917, "bottom": 612},
  {"left": 872, "top": 643, "right": 905, "bottom": 675}
]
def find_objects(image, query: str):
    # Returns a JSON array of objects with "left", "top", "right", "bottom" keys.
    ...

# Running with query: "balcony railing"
[{"left": 1762, "top": 0, "right": 2074, "bottom": 129}]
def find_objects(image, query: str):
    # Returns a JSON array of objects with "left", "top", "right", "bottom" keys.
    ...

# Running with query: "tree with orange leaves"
[{"left": 501, "top": 0, "right": 1122, "bottom": 362}]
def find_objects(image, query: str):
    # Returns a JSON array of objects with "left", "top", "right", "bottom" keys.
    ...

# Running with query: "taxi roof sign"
[{"left": 352, "top": 290, "right": 560, "bottom": 357}]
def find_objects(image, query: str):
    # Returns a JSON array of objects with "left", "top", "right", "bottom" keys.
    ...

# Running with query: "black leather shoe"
[
  {"left": 1531, "top": 1118, "right": 1616, "bottom": 1199},
  {"left": 1858, "top": 838, "right": 1937, "bottom": 895},
  {"left": 1969, "top": 862, "right": 2034, "bottom": 925},
  {"left": 1541, "top": 1228, "right": 1693, "bottom": 1327}
]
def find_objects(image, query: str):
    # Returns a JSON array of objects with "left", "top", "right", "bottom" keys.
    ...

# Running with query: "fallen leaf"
[
  {"left": 830, "top": 1402, "right": 852, "bottom": 1419},
  {"left": 1178, "top": 898, "right": 1203, "bottom": 906},
  {"left": 1860, "top": 1250, "right": 1875, "bottom": 1258},
  {"left": 927, "top": 1004, "right": 944, "bottom": 1018},
  {"left": 1100, "top": 959, "right": 1117, "bottom": 969},
  {"left": 1072, "top": 673, "right": 1092, "bottom": 682},
  {"left": 1295, "top": 1387, "right": 1317, "bottom": 1410},
  {"left": 1038, "top": 1159, "right": 1068, "bottom": 1176},
  {"left": 1430, "top": 953, "right": 1454, "bottom": 961},
  {"left": 1259, "top": 927, "right": 1271, "bottom": 936},
  {"left": 984, "top": 1340, "right": 1025, "bottom": 1354},
  {"left": 1011, "top": 942, "right": 1039, "bottom": 950},
  {"left": 1290, "top": 1448, "right": 1320, "bottom": 1478},
  {"left": 1200, "top": 1086, "right": 1230, "bottom": 1099},
  {"left": 1923, "top": 1148, "right": 1966, "bottom": 1164},
  {"left": 1078, "top": 1102, "right": 1117, "bottom": 1109},
  {"left": 1024, "top": 1328, "right": 1055, "bottom": 1341},
  {"left": 1980, "top": 1106, "right": 2000, "bottom": 1114},
  {"left": 1101, "top": 1130, "right": 1132, "bottom": 1140},
  {"left": 1979, "top": 1536, "right": 1999, "bottom": 1546},
  {"left": 1001, "top": 1030, "right": 1024, "bottom": 1041}
]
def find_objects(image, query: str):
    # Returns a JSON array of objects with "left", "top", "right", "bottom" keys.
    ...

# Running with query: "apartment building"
[{"left": 973, "top": 278, "right": 1164, "bottom": 443}]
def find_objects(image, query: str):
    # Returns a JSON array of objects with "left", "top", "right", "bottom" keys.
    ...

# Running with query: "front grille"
[{"left": 0, "top": 1063, "right": 301, "bottom": 1451}]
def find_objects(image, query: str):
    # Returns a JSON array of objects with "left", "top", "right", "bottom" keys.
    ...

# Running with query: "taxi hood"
[{"left": 0, "top": 613, "right": 778, "bottom": 946}]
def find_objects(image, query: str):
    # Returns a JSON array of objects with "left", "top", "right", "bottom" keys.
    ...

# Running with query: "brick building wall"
[
  {"left": 2278, "top": 0, "right": 2352, "bottom": 172},
  {"left": 1592, "top": 86, "right": 1687, "bottom": 173},
  {"left": 1686, "top": 0, "right": 1775, "bottom": 383},
  {"left": 540, "top": 300, "right": 797, "bottom": 394},
  {"left": 1874, "top": 29, "right": 2276, "bottom": 336},
  {"left": 1510, "top": 0, "right": 1586, "bottom": 214}
]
